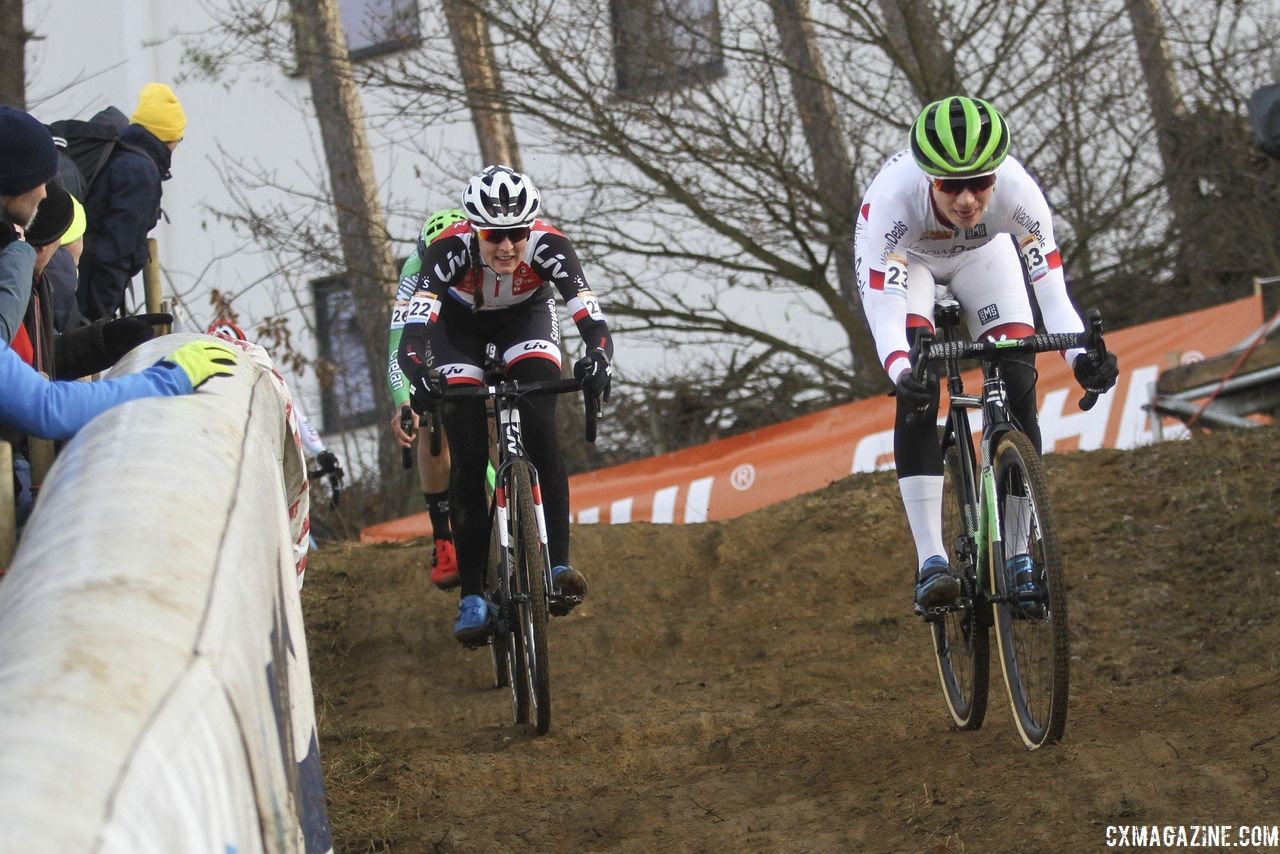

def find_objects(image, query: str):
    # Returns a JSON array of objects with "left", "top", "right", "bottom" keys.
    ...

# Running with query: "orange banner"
[{"left": 361, "top": 295, "right": 1262, "bottom": 542}]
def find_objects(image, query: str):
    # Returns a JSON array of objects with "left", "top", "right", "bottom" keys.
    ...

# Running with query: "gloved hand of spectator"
[
  {"left": 316, "top": 450, "right": 342, "bottom": 476},
  {"left": 102, "top": 313, "right": 173, "bottom": 361},
  {"left": 161, "top": 340, "right": 238, "bottom": 390},
  {"left": 894, "top": 370, "right": 935, "bottom": 411},
  {"left": 1072, "top": 351, "right": 1119, "bottom": 395},
  {"left": 574, "top": 348, "right": 612, "bottom": 401}
]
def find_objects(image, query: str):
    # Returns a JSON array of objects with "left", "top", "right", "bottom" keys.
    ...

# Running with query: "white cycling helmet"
[{"left": 461, "top": 165, "right": 541, "bottom": 228}]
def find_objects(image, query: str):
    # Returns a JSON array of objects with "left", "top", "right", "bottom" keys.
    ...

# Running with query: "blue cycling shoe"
[
  {"left": 549, "top": 565, "right": 587, "bottom": 616},
  {"left": 453, "top": 594, "right": 492, "bottom": 644},
  {"left": 914, "top": 555, "right": 960, "bottom": 613},
  {"left": 1006, "top": 553, "right": 1044, "bottom": 618}
]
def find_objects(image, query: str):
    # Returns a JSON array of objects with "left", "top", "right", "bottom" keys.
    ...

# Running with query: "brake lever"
[{"left": 1078, "top": 309, "right": 1107, "bottom": 412}]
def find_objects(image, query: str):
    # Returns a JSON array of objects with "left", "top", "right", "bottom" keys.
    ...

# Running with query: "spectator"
[
  {"left": 22, "top": 180, "right": 162, "bottom": 379},
  {"left": 45, "top": 192, "right": 86, "bottom": 333},
  {"left": 0, "top": 106, "right": 58, "bottom": 344},
  {"left": 76, "top": 82, "right": 186, "bottom": 321},
  {"left": 1, "top": 336, "right": 238, "bottom": 441},
  {"left": 1249, "top": 55, "right": 1280, "bottom": 160}
]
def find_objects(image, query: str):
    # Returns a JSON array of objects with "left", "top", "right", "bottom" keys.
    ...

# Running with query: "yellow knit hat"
[
  {"left": 131, "top": 83, "right": 186, "bottom": 142},
  {"left": 60, "top": 195, "right": 86, "bottom": 246}
]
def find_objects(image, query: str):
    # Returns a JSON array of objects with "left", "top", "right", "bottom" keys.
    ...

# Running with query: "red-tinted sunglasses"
[
  {"left": 477, "top": 226, "right": 532, "bottom": 244},
  {"left": 932, "top": 174, "right": 997, "bottom": 195}
]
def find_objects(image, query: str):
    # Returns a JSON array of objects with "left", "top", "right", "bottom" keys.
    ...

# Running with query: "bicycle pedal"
[
  {"left": 549, "top": 594, "right": 582, "bottom": 617},
  {"left": 914, "top": 603, "right": 947, "bottom": 623}
]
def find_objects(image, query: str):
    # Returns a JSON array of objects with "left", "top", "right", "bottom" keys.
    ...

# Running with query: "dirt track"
[{"left": 304, "top": 426, "right": 1280, "bottom": 853}]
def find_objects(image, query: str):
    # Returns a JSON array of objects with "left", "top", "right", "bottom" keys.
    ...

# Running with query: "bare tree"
[
  {"left": 767, "top": 0, "right": 880, "bottom": 388},
  {"left": 179, "top": 0, "right": 1280, "bottom": 461},
  {"left": 288, "top": 0, "right": 401, "bottom": 482},
  {"left": 0, "top": 0, "right": 26, "bottom": 108},
  {"left": 1123, "top": 0, "right": 1204, "bottom": 281},
  {"left": 442, "top": 0, "right": 522, "bottom": 168},
  {"left": 874, "top": 0, "right": 958, "bottom": 101}
]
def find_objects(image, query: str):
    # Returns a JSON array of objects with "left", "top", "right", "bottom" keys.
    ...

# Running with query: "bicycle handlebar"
[
  {"left": 907, "top": 311, "right": 1111, "bottom": 420},
  {"left": 435, "top": 376, "right": 601, "bottom": 443},
  {"left": 915, "top": 330, "right": 1089, "bottom": 364}
]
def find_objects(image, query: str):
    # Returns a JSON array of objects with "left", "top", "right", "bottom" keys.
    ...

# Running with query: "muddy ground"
[{"left": 303, "top": 426, "right": 1280, "bottom": 853}]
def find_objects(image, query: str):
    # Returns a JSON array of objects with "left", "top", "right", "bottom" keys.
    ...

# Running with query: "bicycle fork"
[{"left": 493, "top": 405, "right": 554, "bottom": 592}]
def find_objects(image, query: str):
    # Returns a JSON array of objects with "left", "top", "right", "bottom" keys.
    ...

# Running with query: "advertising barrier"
[
  {"left": 0, "top": 335, "right": 331, "bottom": 853},
  {"left": 362, "top": 296, "right": 1262, "bottom": 542}
]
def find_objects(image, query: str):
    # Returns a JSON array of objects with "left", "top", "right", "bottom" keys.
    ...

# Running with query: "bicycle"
[
  {"left": 427, "top": 351, "right": 601, "bottom": 735},
  {"left": 911, "top": 289, "right": 1108, "bottom": 749}
]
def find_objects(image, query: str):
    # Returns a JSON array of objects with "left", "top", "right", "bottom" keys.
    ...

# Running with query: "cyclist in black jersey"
[{"left": 397, "top": 165, "right": 613, "bottom": 643}]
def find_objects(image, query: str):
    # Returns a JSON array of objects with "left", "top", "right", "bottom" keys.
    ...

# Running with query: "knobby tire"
[
  {"left": 991, "top": 431, "right": 1069, "bottom": 749},
  {"left": 931, "top": 425, "right": 990, "bottom": 730},
  {"left": 486, "top": 513, "right": 511, "bottom": 692},
  {"left": 511, "top": 461, "right": 552, "bottom": 735}
]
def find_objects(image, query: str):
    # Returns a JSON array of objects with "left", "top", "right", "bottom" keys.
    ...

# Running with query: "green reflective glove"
[{"left": 164, "top": 340, "right": 239, "bottom": 389}]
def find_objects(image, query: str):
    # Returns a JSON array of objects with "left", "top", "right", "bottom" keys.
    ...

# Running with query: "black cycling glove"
[
  {"left": 316, "top": 450, "right": 342, "bottom": 476},
  {"left": 894, "top": 370, "right": 935, "bottom": 411},
  {"left": 574, "top": 348, "right": 612, "bottom": 402},
  {"left": 1072, "top": 352, "right": 1119, "bottom": 394}
]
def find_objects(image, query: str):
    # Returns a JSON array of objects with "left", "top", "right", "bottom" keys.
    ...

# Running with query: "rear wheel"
[
  {"left": 511, "top": 460, "right": 551, "bottom": 735},
  {"left": 990, "top": 431, "right": 1069, "bottom": 749},
  {"left": 930, "top": 424, "right": 990, "bottom": 730}
]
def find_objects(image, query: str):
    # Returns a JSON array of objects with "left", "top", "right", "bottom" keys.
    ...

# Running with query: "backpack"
[{"left": 46, "top": 106, "right": 147, "bottom": 198}]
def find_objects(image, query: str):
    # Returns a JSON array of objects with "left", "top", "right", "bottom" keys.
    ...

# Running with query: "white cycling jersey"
[{"left": 854, "top": 150, "right": 1085, "bottom": 383}]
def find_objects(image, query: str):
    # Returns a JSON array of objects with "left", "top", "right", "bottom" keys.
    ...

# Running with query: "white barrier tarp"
[{"left": 0, "top": 334, "right": 331, "bottom": 853}]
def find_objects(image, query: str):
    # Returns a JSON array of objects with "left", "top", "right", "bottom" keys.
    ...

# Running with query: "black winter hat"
[
  {"left": 25, "top": 180, "right": 73, "bottom": 247},
  {"left": 0, "top": 107, "right": 58, "bottom": 196}
]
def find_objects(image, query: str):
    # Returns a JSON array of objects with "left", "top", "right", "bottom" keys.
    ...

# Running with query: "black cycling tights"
[
  {"left": 444, "top": 357, "right": 570, "bottom": 597},
  {"left": 894, "top": 341, "right": 1042, "bottom": 480}
]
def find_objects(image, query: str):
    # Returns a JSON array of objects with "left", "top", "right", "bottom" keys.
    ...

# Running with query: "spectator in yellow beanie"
[
  {"left": 77, "top": 83, "right": 186, "bottom": 321},
  {"left": 130, "top": 83, "right": 186, "bottom": 144}
]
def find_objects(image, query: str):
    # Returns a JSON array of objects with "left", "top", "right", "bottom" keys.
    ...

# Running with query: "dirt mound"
[{"left": 304, "top": 426, "right": 1280, "bottom": 852}]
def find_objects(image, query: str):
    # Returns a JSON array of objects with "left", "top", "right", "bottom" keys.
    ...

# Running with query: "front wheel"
[
  {"left": 990, "top": 431, "right": 1069, "bottom": 749},
  {"left": 930, "top": 424, "right": 990, "bottom": 730},
  {"left": 485, "top": 511, "right": 510, "bottom": 691},
  {"left": 511, "top": 460, "right": 551, "bottom": 735}
]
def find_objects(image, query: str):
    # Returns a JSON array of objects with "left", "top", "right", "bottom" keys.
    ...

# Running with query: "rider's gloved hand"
[
  {"left": 102, "top": 313, "right": 172, "bottom": 361},
  {"left": 1072, "top": 352, "right": 1119, "bottom": 395},
  {"left": 316, "top": 450, "right": 341, "bottom": 476},
  {"left": 160, "top": 340, "right": 238, "bottom": 390},
  {"left": 894, "top": 370, "right": 935, "bottom": 411},
  {"left": 574, "top": 347, "right": 612, "bottom": 401},
  {"left": 409, "top": 368, "right": 446, "bottom": 414}
]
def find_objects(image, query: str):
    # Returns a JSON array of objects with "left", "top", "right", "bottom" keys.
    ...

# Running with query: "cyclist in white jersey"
[{"left": 853, "top": 96, "right": 1118, "bottom": 613}]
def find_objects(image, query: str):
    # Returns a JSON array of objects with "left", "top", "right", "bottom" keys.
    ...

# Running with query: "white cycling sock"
[{"left": 899, "top": 475, "right": 945, "bottom": 572}]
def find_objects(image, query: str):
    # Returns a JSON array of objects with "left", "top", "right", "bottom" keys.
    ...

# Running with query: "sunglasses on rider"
[
  {"left": 477, "top": 226, "right": 532, "bottom": 244},
  {"left": 932, "top": 174, "right": 997, "bottom": 195}
]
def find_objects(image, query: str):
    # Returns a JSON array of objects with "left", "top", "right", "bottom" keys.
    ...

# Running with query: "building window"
[
  {"left": 294, "top": 0, "right": 420, "bottom": 70},
  {"left": 340, "top": 0, "right": 421, "bottom": 59},
  {"left": 312, "top": 277, "right": 378, "bottom": 432},
  {"left": 612, "top": 0, "right": 726, "bottom": 96}
]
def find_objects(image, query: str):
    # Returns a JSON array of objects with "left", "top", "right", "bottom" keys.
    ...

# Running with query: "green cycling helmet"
[
  {"left": 420, "top": 208, "right": 468, "bottom": 244},
  {"left": 910, "top": 96, "right": 1011, "bottom": 177}
]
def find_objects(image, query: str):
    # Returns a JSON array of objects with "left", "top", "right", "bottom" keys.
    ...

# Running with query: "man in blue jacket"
[{"left": 76, "top": 83, "right": 187, "bottom": 321}]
